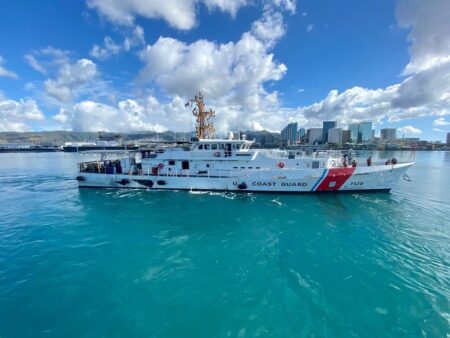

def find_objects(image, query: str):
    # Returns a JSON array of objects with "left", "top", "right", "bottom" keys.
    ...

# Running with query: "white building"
[
  {"left": 380, "top": 128, "right": 397, "bottom": 141},
  {"left": 328, "top": 127, "right": 342, "bottom": 144},
  {"left": 307, "top": 128, "right": 323, "bottom": 144}
]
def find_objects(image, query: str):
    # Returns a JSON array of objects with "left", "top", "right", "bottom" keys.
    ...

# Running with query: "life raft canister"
[
  {"left": 214, "top": 151, "right": 221, "bottom": 157},
  {"left": 277, "top": 162, "right": 285, "bottom": 169}
]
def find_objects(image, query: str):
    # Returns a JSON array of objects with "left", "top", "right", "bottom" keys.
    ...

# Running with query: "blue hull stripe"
[{"left": 311, "top": 169, "right": 328, "bottom": 191}]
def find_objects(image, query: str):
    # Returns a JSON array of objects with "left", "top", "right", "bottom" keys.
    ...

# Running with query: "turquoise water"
[{"left": 0, "top": 151, "right": 449, "bottom": 337}]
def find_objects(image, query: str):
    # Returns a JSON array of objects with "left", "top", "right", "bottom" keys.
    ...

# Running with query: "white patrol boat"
[{"left": 76, "top": 93, "right": 414, "bottom": 193}]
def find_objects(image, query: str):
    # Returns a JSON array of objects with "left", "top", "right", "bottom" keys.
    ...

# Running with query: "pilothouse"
[{"left": 76, "top": 93, "right": 414, "bottom": 192}]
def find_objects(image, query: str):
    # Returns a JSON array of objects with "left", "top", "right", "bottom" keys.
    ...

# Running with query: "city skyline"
[
  {"left": 0, "top": 1, "right": 450, "bottom": 142},
  {"left": 278, "top": 119, "right": 448, "bottom": 145}
]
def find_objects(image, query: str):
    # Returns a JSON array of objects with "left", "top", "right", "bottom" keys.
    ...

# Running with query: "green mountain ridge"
[{"left": 0, "top": 130, "right": 281, "bottom": 145}]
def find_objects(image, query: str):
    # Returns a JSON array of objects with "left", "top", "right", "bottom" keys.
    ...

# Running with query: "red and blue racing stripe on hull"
[{"left": 311, "top": 167, "right": 356, "bottom": 192}]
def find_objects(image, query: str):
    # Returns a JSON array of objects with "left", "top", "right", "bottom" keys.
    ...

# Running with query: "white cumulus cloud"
[
  {"left": 397, "top": 0, "right": 450, "bottom": 74},
  {"left": 24, "top": 54, "right": 47, "bottom": 75},
  {"left": 0, "top": 93, "right": 44, "bottom": 132},
  {"left": 289, "top": 58, "right": 450, "bottom": 129},
  {"left": 87, "top": 0, "right": 254, "bottom": 30},
  {"left": 285, "top": 0, "right": 450, "bottom": 130},
  {"left": 0, "top": 55, "right": 18, "bottom": 79},
  {"left": 90, "top": 37, "right": 122, "bottom": 60},
  {"left": 90, "top": 25, "right": 145, "bottom": 60},
  {"left": 54, "top": 96, "right": 186, "bottom": 132},
  {"left": 202, "top": 0, "right": 251, "bottom": 16},
  {"left": 138, "top": 33, "right": 287, "bottom": 100},
  {"left": 24, "top": 47, "right": 72, "bottom": 76},
  {"left": 134, "top": 6, "right": 290, "bottom": 133},
  {"left": 271, "top": 0, "right": 296, "bottom": 13},
  {"left": 30, "top": 0, "right": 450, "bottom": 135},
  {"left": 67, "top": 1, "right": 295, "bottom": 133},
  {"left": 44, "top": 58, "right": 98, "bottom": 102},
  {"left": 251, "top": 11, "right": 286, "bottom": 47},
  {"left": 433, "top": 117, "right": 450, "bottom": 126},
  {"left": 397, "top": 125, "right": 422, "bottom": 136}
]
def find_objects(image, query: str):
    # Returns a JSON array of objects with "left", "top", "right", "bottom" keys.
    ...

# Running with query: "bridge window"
[
  {"left": 219, "top": 144, "right": 225, "bottom": 149},
  {"left": 211, "top": 144, "right": 217, "bottom": 150},
  {"left": 198, "top": 144, "right": 204, "bottom": 150},
  {"left": 168, "top": 160, "right": 175, "bottom": 165},
  {"left": 204, "top": 144, "right": 210, "bottom": 150}
]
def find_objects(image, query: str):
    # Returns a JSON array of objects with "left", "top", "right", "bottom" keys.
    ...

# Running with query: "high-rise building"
[
  {"left": 341, "top": 130, "right": 351, "bottom": 144},
  {"left": 328, "top": 127, "right": 342, "bottom": 144},
  {"left": 281, "top": 122, "right": 298, "bottom": 146},
  {"left": 307, "top": 128, "right": 323, "bottom": 145},
  {"left": 348, "top": 122, "right": 373, "bottom": 142},
  {"left": 298, "top": 128, "right": 306, "bottom": 143},
  {"left": 380, "top": 128, "right": 397, "bottom": 141},
  {"left": 358, "top": 122, "right": 373, "bottom": 142},
  {"left": 348, "top": 123, "right": 359, "bottom": 142},
  {"left": 323, "top": 121, "right": 337, "bottom": 143},
  {"left": 249, "top": 132, "right": 277, "bottom": 147},
  {"left": 447, "top": 132, "right": 450, "bottom": 145}
]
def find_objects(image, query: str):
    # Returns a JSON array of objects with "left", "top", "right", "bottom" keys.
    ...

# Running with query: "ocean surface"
[{"left": 0, "top": 151, "right": 449, "bottom": 337}]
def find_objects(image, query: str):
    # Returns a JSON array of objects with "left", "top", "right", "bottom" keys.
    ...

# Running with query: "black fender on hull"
[
  {"left": 237, "top": 182, "right": 248, "bottom": 190},
  {"left": 116, "top": 178, "right": 131, "bottom": 185},
  {"left": 76, "top": 176, "right": 86, "bottom": 181},
  {"left": 133, "top": 179, "right": 153, "bottom": 188}
]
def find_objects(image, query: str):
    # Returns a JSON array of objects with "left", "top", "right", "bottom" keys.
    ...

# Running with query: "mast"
[{"left": 186, "top": 92, "right": 215, "bottom": 139}]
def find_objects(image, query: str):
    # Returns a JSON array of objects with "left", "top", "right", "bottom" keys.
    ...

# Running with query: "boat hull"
[{"left": 76, "top": 163, "right": 412, "bottom": 193}]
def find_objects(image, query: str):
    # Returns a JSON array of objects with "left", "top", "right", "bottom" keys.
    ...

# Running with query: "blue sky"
[{"left": 0, "top": 0, "right": 449, "bottom": 141}]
